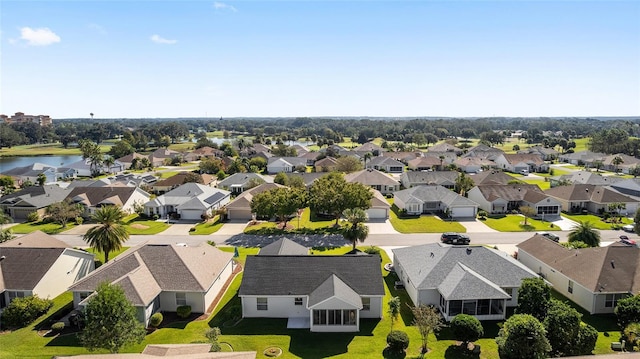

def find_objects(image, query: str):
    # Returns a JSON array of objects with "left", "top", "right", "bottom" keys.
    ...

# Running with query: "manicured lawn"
[
  {"left": 481, "top": 215, "right": 559, "bottom": 232},
  {"left": 155, "top": 170, "right": 180, "bottom": 179},
  {"left": 561, "top": 213, "right": 632, "bottom": 230},
  {"left": 123, "top": 214, "right": 169, "bottom": 235},
  {"left": 521, "top": 178, "right": 551, "bottom": 190},
  {"left": 190, "top": 216, "right": 224, "bottom": 235},
  {"left": 10, "top": 221, "right": 77, "bottom": 234},
  {"left": 389, "top": 205, "right": 466, "bottom": 233},
  {"left": 0, "top": 143, "right": 110, "bottom": 157},
  {"left": 243, "top": 208, "right": 337, "bottom": 234},
  {"left": 85, "top": 246, "right": 130, "bottom": 267}
]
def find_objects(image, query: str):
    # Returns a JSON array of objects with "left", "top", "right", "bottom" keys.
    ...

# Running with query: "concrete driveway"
[
  {"left": 459, "top": 219, "right": 498, "bottom": 233},
  {"left": 216, "top": 222, "right": 248, "bottom": 235},
  {"left": 157, "top": 224, "right": 193, "bottom": 235},
  {"left": 367, "top": 219, "right": 399, "bottom": 234},
  {"left": 550, "top": 216, "right": 578, "bottom": 231},
  {"left": 60, "top": 224, "right": 99, "bottom": 235}
]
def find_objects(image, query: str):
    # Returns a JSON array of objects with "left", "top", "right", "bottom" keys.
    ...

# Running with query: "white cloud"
[
  {"left": 213, "top": 2, "right": 237, "bottom": 12},
  {"left": 88, "top": 23, "right": 107, "bottom": 35},
  {"left": 16, "top": 27, "right": 61, "bottom": 46},
  {"left": 150, "top": 34, "right": 177, "bottom": 45}
]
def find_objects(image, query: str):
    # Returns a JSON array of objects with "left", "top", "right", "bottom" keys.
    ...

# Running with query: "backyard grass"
[
  {"left": 123, "top": 214, "right": 170, "bottom": 235},
  {"left": 521, "top": 178, "right": 551, "bottom": 190},
  {"left": 190, "top": 216, "right": 224, "bottom": 235},
  {"left": 155, "top": 170, "right": 181, "bottom": 179},
  {"left": 389, "top": 204, "right": 466, "bottom": 233},
  {"left": 481, "top": 214, "right": 559, "bottom": 232},
  {"left": 243, "top": 208, "right": 337, "bottom": 234},
  {"left": 561, "top": 213, "right": 632, "bottom": 230},
  {"left": 10, "top": 221, "right": 77, "bottom": 234}
]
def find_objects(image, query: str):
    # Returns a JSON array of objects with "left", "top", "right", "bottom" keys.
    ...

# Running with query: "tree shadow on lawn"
[
  {"left": 444, "top": 343, "right": 480, "bottom": 359},
  {"left": 436, "top": 321, "right": 502, "bottom": 341},
  {"left": 383, "top": 273, "right": 415, "bottom": 327}
]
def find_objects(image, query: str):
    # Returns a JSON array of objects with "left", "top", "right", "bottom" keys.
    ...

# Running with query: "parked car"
[
  {"left": 619, "top": 235, "right": 637, "bottom": 246},
  {"left": 520, "top": 169, "right": 529, "bottom": 176},
  {"left": 536, "top": 232, "right": 560, "bottom": 242},
  {"left": 441, "top": 232, "right": 471, "bottom": 245},
  {"left": 623, "top": 224, "right": 635, "bottom": 232}
]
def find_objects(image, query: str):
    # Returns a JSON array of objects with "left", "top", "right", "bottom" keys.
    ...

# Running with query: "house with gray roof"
[
  {"left": 454, "top": 157, "right": 496, "bottom": 173},
  {"left": 239, "top": 254, "right": 384, "bottom": 332},
  {"left": 494, "top": 153, "right": 548, "bottom": 173},
  {"left": 0, "top": 231, "right": 95, "bottom": 309},
  {"left": 549, "top": 171, "right": 620, "bottom": 188},
  {"left": 407, "top": 156, "right": 442, "bottom": 171},
  {"left": 216, "top": 173, "right": 272, "bottom": 195},
  {"left": 462, "top": 144, "right": 505, "bottom": 161},
  {"left": 558, "top": 150, "right": 606, "bottom": 166},
  {"left": 344, "top": 169, "right": 400, "bottom": 195},
  {"left": 69, "top": 243, "right": 235, "bottom": 326},
  {"left": 2, "top": 163, "right": 75, "bottom": 184},
  {"left": 545, "top": 184, "right": 639, "bottom": 215},
  {"left": 468, "top": 184, "right": 561, "bottom": 218},
  {"left": 517, "top": 146, "right": 559, "bottom": 161},
  {"left": 469, "top": 170, "right": 514, "bottom": 186},
  {"left": 394, "top": 185, "right": 478, "bottom": 219},
  {"left": 144, "top": 183, "right": 230, "bottom": 221},
  {"left": 0, "top": 185, "right": 70, "bottom": 220},
  {"left": 392, "top": 243, "right": 538, "bottom": 321},
  {"left": 266, "top": 157, "right": 308, "bottom": 174},
  {"left": 400, "top": 171, "right": 458, "bottom": 189},
  {"left": 365, "top": 156, "right": 404, "bottom": 173},
  {"left": 67, "top": 186, "right": 151, "bottom": 218},
  {"left": 258, "top": 238, "right": 308, "bottom": 256},
  {"left": 517, "top": 235, "right": 640, "bottom": 314},
  {"left": 428, "top": 142, "right": 463, "bottom": 155}
]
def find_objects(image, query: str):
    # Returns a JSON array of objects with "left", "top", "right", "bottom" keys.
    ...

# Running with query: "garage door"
[
  {"left": 228, "top": 209, "right": 253, "bottom": 221},
  {"left": 180, "top": 209, "right": 204, "bottom": 220},
  {"left": 367, "top": 208, "right": 388, "bottom": 220},
  {"left": 451, "top": 207, "right": 476, "bottom": 218}
]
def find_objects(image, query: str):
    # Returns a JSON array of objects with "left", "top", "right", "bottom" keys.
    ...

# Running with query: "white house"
[
  {"left": 365, "top": 156, "right": 405, "bottom": 173},
  {"left": 393, "top": 185, "right": 478, "bottom": 219},
  {"left": 393, "top": 244, "right": 539, "bottom": 321},
  {"left": 494, "top": 154, "right": 548, "bottom": 173},
  {"left": 0, "top": 231, "right": 95, "bottom": 309},
  {"left": 517, "top": 235, "right": 639, "bottom": 314},
  {"left": 67, "top": 158, "right": 125, "bottom": 177},
  {"left": 468, "top": 184, "right": 561, "bottom": 218},
  {"left": 239, "top": 254, "right": 384, "bottom": 332},
  {"left": 66, "top": 186, "right": 151, "bottom": 217},
  {"left": 545, "top": 184, "right": 639, "bottom": 215},
  {"left": 145, "top": 183, "right": 230, "bottom": 220},
  {"left": 69, "top": 243, "right": 235, "bottom": 326},
  {"left": 267, "top": 157, "right": 308, "bottom": 174},
  {"left": 344, "top": 169, "right": 400, "bottom": 195}
]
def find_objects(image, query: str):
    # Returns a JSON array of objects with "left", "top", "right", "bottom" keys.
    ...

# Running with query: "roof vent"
[
  {"left": 466, "top": 248, "right": 472, "bottom": 254},
  {"left": 611, "top": 260, "right": 615, "bottom": 268}
]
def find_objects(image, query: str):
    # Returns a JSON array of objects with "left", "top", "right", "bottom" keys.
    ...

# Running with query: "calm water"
[
  {"left": 199, "top": 137, "right": 315, "bottom": 146},
  {"left": 0, "top": 155, "right": 83, "bottom": 171}
]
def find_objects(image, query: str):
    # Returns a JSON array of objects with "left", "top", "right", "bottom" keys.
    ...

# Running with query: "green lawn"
[
  {"left": 244, "top": 208, "right": 337, "bottom": 234},
  {"left": 389, "top": 204, "right": 466, "bottom": 233},
  {"left": 10, "top": 221, "right": 77, "bottom": 234},
  {"left": 85, "top": 246, "right": 130, "bottom": 267},
  {"left": 561, "top": 213, "right": 632, "bottom": 230},
  {"left": 123, "top": 214, "right": 170, "bottom": 235},
  {"left": 0, "top": 143, "right": 111, "bottom": 157},
  {"left": 481, "top": 215, "right": 559, "bottom": 232},
  {"left": 521, "top": 178, "right": 551, "bottom": 190},
  {"left": 190, "top": 216, "right": 224, "bottom": 235}
]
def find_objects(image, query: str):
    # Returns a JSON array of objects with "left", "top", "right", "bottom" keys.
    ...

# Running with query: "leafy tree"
[
  {"left": 36, "top": 173, "right": 47, "bottom": 186},
  {"left": 309, "top": 172, "right": 373, "bottom": 225},
  {"left": 516, "top": 277, "right": 551, "bottom": 321},
  {"left": 568, "top": 221, "right": 600, "bottom": 247},
  {"left": 455, "top": 173, "right": 474, "bottom": 196},
  {"left": 451, "top": 314, "right": 484, "bottom": 348},
  {"left": 83, "top": 206, "right": 129, "bottom": 263},
  {"left": 519, "top": 206, "right": 536, "bottom": 226},
  {"left": 250, "top": 187, "right": 307, "bottom": 227},
  {"left": 543, "top": 299, "right": 583, "bottom": 356},
  {"left": 334, "top": 156, "right": 363, "bottom": 173},
  {"left": 341, "top": 208, "right": 369, "bottom": 249},
  {"left": 108, "top": 140, "right": 135, "bottom": 159},
  {"left": 183, "top": 172, "right": 204, "bottom": 184},
  {"left": 205, "top": 327, "right": 222, "bottom": 352},
  {"left": 425, "top": 133, "right": 439, "bottom": 147},
  {"left": 288, "top": 176, "right": 306, "bottom": 189},
  {"left": 410, "top": 304, "right": 443, "bottom": 353},
  {"left": 0, "top": 175, "right": 16, "bottom": 194},
  {"left": 624, "top": 322, "right": 640, "bottom": 349},
  {"left": 274, "top": 172, "right": 289, "bottom": 185},
  {"left": 46, "top": 199, "right": 83, "bottom": 228},
  {"left": 78, "top": 139, "right": 104, "bottom": 177},
  {"left": 387, "top": 296, "right": 401, "bottom": 332},
  {"left": 512, "top": 144, "right": 520, "bottom": 151},
  {"left": 612, "top": 156, "right": 624, "bottom": 173},
  {"left": 1, "top": 295, "right": 53, "bottom": 328},
  {"left": 496, "top": 314, "right": 551, "bottom": 359},
  {"left": 0, "top": 228, "right": 15, "bottom": 243},
  {"left": 199, "top": 158, "right": 225, "bottom": 174},
  {"left": 386, "top": 330, "right": 409, "bottom": 353},
  {"left": 103, "top": 156, "right": 116, "bottom": 174},
  {"left": 248, "top": 157, "right": 267, "bottom": 172},
  {"left": 271, "top": 144, "right": 297, "bottom": 157},
  {"left": 79, "top": 283, "right": 146, "bottom": 353},
  {"left": 593, "top": 159, "right": 604, "bottom": 172},
  {"left": 615, "top": 294, "right": 640, "bottom": 329}
]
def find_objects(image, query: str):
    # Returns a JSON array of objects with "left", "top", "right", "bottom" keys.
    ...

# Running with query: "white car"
[{"left": 623, "top": 224, "right": 635, "bottom": 232}]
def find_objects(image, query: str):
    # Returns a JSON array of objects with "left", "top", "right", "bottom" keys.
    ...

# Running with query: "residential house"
[
  {"left": 393, "top": 185, "right": 478, "bottom": 219},
  {"left": 558, "top": 151, "right": 606, "bottom": 167},
  {"left": 353, "top": 142, "right": 385, "bottom": 156},
  {"left": 116, "top": 152, "right": 148, "bottom": 170},
  {"left": 150, "top": 172, "right": 206, "bottom": 194},
  {"left": 298, "top": 151, "right": 321, "bottom": 166},
  {"left": 144, "top": 183, "right": 230, "bottom": 220},
  {"left": 184, "top": 146, "right": 224, "bottom": 162},
  {"left": 291, "top": 144, "right": 310, "bottom": 156},
  {"left": 462, "top": 144, "right": 505, "bottom": 161},
  {"left": 610, "top": 178, "right": 640, "bottom": 199},
  {"left": 0, "top": 185, "right": 70, "bottom": 220},
  {"left": 517, "top": 235, "right": 640, "bottom": 314},
  {"left": 454, "top": 157, "right": 496, "bottom": 173},
  {"left": 2, "top": 163, "right": 75, "bottom": 184},
  {"left": 382, "top": 151, "right": 421, "bottom": 164},
  {"left": 0, "top": 231, "right": 95, "bottom": 309},
  {"left": 393, "top": 244, "right": 539, "bottom": 321},
  {"left": 217, "top": 173, "right": 272, "bottom": 195},
  {"left": 423, "top": 152, "right": 457, "bottom": 167},
  {"left": 400, "top": 171, "right": 458, "bottom": 189},
  {"left": 544, "top": 184, "right": 638, "bottom": 215},
  {"left": 602, "top": 153, "right": 640, "bottom": 174},
  {"left": 368, "top": 189, "right": 391, "bottom": 220},
  {"left": 314, "top": 157, "right": 339, "bottom": 173},
  {"left": 225, "top": 183, "right": 285, "bottom": 221},
  {"left": 267, "top": 157, "right": 308, "bottom": 174},
  {"left": 468, "top": 184, "right": 561, "bottom": 217},
  {"left": 549, "top": 171, "right": 620, "bottom": 188},
  {"left": 344, "top": 169, "right": 400, "bottom": 195},
  {"left": 517, "top": 146, "right": 559, "bottom": 161},
  {"left": 239, "top": 254, "right": 384, "bottom": 332},
  {"left": 250, "top": 143, "right": 271, "bottom": 154},
  {"left": 67, "top": 186, "right": 151, "bottom": 217},
  {"left": 428, "top": 142, "right": 463, "bottom": 155},
  {"left": 69, "top": 243, "right": 234, "bottom": 326},
  {"left": 365, "top": 157, "right": 405, "bottom": 173},
  {"left": 148, "top": 148, "right": 182, "bottom": 167},
  {"left": 494, "top": 154, "right": 548, "bottom": 173},
  {"left": 286, "top": 173, "right": 326, "bottom": 189},
  {"left": 258, "top": 238, "right": 308, "bottom": 256},
  {"left": 469, "top": 171, "right": 515, "bottom": 186},
  {"left": 407, "top": 157, "right": 441, "bottom": 171},
  {"left": 67, "top": 158, "right": 125, "bottom": 177}
]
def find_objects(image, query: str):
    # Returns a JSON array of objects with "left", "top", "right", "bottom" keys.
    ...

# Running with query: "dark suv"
[{"left": 441, "top": 232, "right": 470, "bottom": 245}]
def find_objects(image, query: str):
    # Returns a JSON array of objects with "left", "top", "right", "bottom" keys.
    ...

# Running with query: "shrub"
[
  {"left": 386, "top": 330, "right": 410, "bottom": 352},
  {"left": 176, "top": 305, "right": 192, "bottom": 319},
  {"left": 364, "top": 246, "right": 380, "bottom": 255},
  {"left": 75, "top": 216, "right": 84, "bottom": 225},
  {"left": 149, "top": 312, "right": 163, "bottom": 328},
  {"left": 27, "top": 211, "right": 40, "bottom": 222},
  {"left": 451, "top": 314, "right": 484, "bottom": 345},
  {"left": 51, "top": 322, "right": 65, "bottom": 331},
  {"left": 477, "top": 210, "right": 488, "bottom": 218},
  {"left": 153, "top": 214, "right": 159, "bottom": 220},
  {"left": 1, "top": 295, "right": 54, "bottom": 328}
]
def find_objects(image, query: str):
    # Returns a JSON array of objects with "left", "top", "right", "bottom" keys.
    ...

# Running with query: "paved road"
[{"left": 51, "top": 229, "right": 635, "bottom": 249}]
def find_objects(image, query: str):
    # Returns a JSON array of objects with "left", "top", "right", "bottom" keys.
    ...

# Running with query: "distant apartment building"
[{"left": 1, "top": 112, "right": 52, "bottom": 126}]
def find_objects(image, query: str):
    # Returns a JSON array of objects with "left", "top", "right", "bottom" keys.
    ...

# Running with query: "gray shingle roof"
[
  {"left": 308, "top": 274, "right": 363, "bottom": 308},
  {"left": 344, "top": 169, "right": 399, "bottom": 186},
  {"left": 401, "top": 171, "right": 458, "bottom": 185},
  {"left": 258, "top": 238, "right": 308, "bottom": 256},
  {"left": 394, "top": 185, "right": 478, "bottom": 207},
  {"left": 393, "top": 244, "right": 538, "bottom": 291},
  {"left": 438, "top": 263, "right": 511, "bottom": 300},
  {"left": 0, "top": 185, "right": 70, "bottom": 209},
  {"left": 239, "top": 255, "right": 384, "bottom": 297}
]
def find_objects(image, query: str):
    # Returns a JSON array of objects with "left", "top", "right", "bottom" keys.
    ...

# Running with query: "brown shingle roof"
[
  {"left": 153, "top": 172, "right": 202, "bottom": 187},
  {"left": 344, "top": 169, "right": 399, "bottom": 186},
  {"left": 501, "top": 154, "right": 545, "bottom": 165},
  {"left": 66, "top": 186, "right": 139, "bottom": 207},
  {"left": 545, "top": 184, "right": 638, "bottom": 203},
  {"left": 475, "top": 184, "right": 546, "bottom": 202}
]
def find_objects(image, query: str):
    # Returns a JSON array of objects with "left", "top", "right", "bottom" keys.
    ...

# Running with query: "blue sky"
[{"left": 1, "top": 1, "right": 639, "bottom": 119}]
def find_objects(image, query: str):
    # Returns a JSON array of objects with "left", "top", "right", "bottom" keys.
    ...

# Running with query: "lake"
[{"left": 0, "top": 155, "right": 83, "bottom": 171}]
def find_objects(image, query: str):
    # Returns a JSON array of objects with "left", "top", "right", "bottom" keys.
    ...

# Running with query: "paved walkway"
[{"left": 459, "top": 219, "right": 498, "bottom": 233}]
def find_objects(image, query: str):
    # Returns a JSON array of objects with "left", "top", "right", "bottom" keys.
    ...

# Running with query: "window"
[
  {"left": 343, "top": 310, "right": 356, "bottom": 325},
  {"left": 313, "top": 310, "right": 356, "bottom": 326},
  {"left": 568, "top": 281, "right": 574, "bottom": 294},
  {"left": 477, "top": 299, "right": 490, "bottom": 315},
  {"left": 8, "top": 291, "right": 25, "bottom": 304},
  {"left": 504, "top": 288, "right": 513, "bottom": 298},
  {"left": 490, "top": 299, "right": 504, "bottom": 315},
  {"left": 362, "top": 297, "right": 371, "bottom": 311},
  {"left": 257, "top": 297, "right": 268, "bottom": 311},
  {"left": 176, "top": 293, "right": 186, "bottom": 306},
  {"left": 79, "top": 292, "right": 91, "bottom": 301},
  {"left": 537, "top": 206, "right": 559, "bottom": 215},
  {"left": 313, "top": 310, "right": 327, "bottom": 325},
  {"left": 449, "top": 300, "right": 462, "bottom": 316},
  {"left": 463, "top": 300, "right": 477, "bottom": 315},
  {"left": 294, "top": 297, "right": 303, "bottom": 306},
  {"left": 605, "top": 294, "right": 626, "bottom": 308}
]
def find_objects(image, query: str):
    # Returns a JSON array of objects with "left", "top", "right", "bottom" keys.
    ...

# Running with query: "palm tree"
[
  {"left": 83, "top": 206, "right": 130, "bottom": 263},
  {"left": 342, "top": 208, "right": 369, "bottom": 249},
  {"left": 568, "top": 221, "right": 601, "bottom": 247},
  {"left": 363, "top": 152, "right": 373, "bottom": 169},
  {"left": 103, "top": 156, "right": 115, "bottom": 174},
  {"left": 388, "top": 296, "right": 401, "bottom": 332},
  {"left": 439, "top": 155, "right": 445, "bottom": 171},
  {"left": 612, "top": 156, "right": 624, "bottom": 173}
]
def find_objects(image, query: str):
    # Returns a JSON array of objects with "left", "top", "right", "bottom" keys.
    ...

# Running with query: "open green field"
[
  {"left": 190, "top": 216, "right": 224, "bottom": 235},
  {"left": 561, "top": 213, "right": 632, "bottom": 230},
  {"left": 244, "top": 208, "right": 338, "bottom": 234},
  {"left": 481, "top": 214, "right": 559, "bottom": 232},
  {"left": 10, "top": 221, "right": 77, "bottom": 234},
  {"left": 123, "top": 214, "right": 170, "bottom": 235},
  {"left": 0, "top": 143, "right": 111, "bottom": 157}
]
